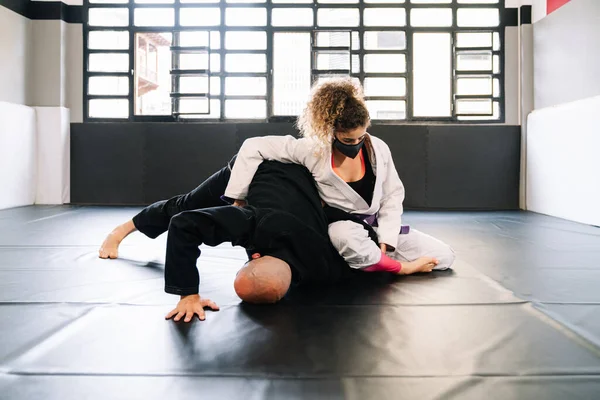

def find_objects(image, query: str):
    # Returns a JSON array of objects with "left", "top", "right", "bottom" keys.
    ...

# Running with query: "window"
[{"left": 83, "top": 0, "right": 504, "bottom": 122}]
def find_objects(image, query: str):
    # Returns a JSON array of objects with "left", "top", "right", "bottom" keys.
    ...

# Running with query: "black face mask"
[{"left": 333, "top": 137, "right": 365, "bottom": 159}]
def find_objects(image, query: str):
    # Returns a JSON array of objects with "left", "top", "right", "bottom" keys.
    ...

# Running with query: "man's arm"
[{"left": 164, "top": 206, "right": 256, "bottom": 321}]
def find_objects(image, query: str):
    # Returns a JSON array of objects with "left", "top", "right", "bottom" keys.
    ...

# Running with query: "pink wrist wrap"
[{"left": 363, "top": 253, "right": 402, "bottom": 273}]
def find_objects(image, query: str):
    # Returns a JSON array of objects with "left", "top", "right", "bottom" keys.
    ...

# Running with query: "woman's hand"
[
  {"left": 165, "top": 294, "right": 220, "bottom": 322},
  {"left": 233, "top": 199, "right": 247, "bottom": 207},
  {"left": 380, "top": 243, "right": 396, "bottom": 253}
]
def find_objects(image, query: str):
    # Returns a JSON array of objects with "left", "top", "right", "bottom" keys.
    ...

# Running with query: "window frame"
[{"left": 83, "top": 0, "right": 506, "bottom": 123}]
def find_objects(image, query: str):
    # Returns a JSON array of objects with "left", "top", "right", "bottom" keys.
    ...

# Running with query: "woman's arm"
[
  {"left": 224, "top": 135, "right": 310, "bottom": 201},
  {"left": 376, "top": 143, "right": 405, "bottom": 249}
]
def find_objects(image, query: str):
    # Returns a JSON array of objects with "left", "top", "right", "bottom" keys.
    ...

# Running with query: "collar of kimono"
[{"left": 327, "top": 133, "right": 383, "bottom": 214}]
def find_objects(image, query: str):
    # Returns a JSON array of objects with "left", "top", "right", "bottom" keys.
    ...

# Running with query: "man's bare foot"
[
  {"left": 99, "top": 232, "right": 122, "bottom": 259},
  {"left": 99, "top": 220, "right": 137, "bottom": 259},
  {"left": 398, "top": 257, "right": 439, "bottom": 275}
]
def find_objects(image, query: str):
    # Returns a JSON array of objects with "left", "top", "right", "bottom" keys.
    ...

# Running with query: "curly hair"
[{"left": 296, "top": 78, "right": 370, "bottom": 149}]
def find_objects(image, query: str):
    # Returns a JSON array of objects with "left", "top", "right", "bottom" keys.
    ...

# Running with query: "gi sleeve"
[
  {"left": 376, "top": 143, "right": 405, "bottom": 249},
  {"left": 224, "top": 135, "right": 309, "bottom": 201}
]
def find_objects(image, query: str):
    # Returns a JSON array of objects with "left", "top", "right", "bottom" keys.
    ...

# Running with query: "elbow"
[
  {"left": 238, "top": 138, "right": 257, "bottom": 155},
  {"left": 241, "top": 136, "right": 266, "bottom": 151},
  {"left": 238, "top": 137, "right": 268, "bottom": 161}
]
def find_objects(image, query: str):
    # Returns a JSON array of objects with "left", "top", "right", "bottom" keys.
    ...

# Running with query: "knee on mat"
[
  {"left": 234, "top": 256, "right": 291, "bottom": 304},
  {"left": 327, "top": 221, "right": 354, "bottom": 250},
  {"left": 435, "top": 246, "right": 456, "bottom": 270}
]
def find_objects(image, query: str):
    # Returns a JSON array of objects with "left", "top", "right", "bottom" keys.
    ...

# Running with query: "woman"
[{"left": 224, "top": 78, "right": 455, "bottom": 274}]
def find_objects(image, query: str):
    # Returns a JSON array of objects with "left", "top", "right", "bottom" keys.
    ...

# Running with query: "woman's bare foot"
[
  {"left": 99, "top": 220, "right": 137, "bottom": 259},
  {"left": 397, "top": 257, "right": 439, "bottom": 275}
]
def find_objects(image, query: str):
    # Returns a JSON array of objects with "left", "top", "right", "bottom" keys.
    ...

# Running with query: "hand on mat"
[
  {"left": 233, "top": 199, "right": 247, "bottom": 208},
  {"left": 165, "top": 294, "right": 220, "bottom": 322},
  {"left": 398, "top": 257, "right": 438, "bottom": 275}
]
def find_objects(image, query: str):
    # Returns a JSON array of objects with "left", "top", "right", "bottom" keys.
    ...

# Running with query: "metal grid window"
[{"left": 83, "top": 0, "right": 505, "bottom": 122}]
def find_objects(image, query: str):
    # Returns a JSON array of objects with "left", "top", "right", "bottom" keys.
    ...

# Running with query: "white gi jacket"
[{"left": 224, "top": 134, "right": 405, "bottom": 247}]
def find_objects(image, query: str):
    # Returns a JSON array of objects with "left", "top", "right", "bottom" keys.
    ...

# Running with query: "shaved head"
[{"left": 234, "top": 256, "right": 292, "bottom": 304}]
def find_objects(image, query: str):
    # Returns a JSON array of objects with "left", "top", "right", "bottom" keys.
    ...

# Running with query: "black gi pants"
[
  {"left": 132, "top": 157, "right": 235, "bottom": 240},
  {"left": 131, "top": 157, "right": 375, "bottom": 296}
]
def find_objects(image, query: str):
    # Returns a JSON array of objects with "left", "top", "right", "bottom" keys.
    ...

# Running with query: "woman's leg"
[
  {"left": 328, "top": 220, "right": 381, "bottom": 268},
  {"left": 328, "top": 220, "right": 437, "bottom": 274},
  {"left": 99, "top": 157, "right": 235, "bottom": 259},
  {"left": 391, "top": 229, "right": 456, "bottom": 271}
]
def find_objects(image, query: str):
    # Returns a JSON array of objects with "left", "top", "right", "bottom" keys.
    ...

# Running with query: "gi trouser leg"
[
  {"left": 132, "top": 157, "right": 235, "bottom": 239},
  {"left": 164, "top": 206, "right": 255, "bottom": 296}
]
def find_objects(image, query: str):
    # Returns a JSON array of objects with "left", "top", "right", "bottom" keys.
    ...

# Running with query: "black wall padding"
[
  {"left": 143, "top": 123, "right": 236, "bottom": 204},
  {"left": 521, "top": 5, "right": 532, "bottom": 25},
  {"left": 0, "top": 0, "right": 83, "bottom": 23},
  {"left": 426, "top": 125, "right": 521, "bottom": 210},
  {"left": 369, "top": 125, "right": 429, "bottom": 209},
  {"left": 71, "top": 123, "right": 145, "bottom": 205},
  {"left": 71, "top": 123, "right": 521, "bottom": 210}
]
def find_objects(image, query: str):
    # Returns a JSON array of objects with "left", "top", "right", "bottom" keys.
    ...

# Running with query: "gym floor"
[{"left": 1, "top": 206, "right": 599, "bottom": 399}]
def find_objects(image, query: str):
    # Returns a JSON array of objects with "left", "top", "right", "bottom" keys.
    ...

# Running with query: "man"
[{"left": 100, "top": 157, "right": 436, "bottom": 323}]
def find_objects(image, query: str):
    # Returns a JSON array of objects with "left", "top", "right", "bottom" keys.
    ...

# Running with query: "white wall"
[
  {"left": 0, "top": 102, "right": 37, "bottom": 210},
  {"left": 28, "top": 18, "right": 82, "bottom": 122},
  {"left": 0, "top": 10, "right": 73, "bottom": 208},
  {"left": 0, "top": 103, "right": 72, "bottom": 209},
  {"left": 35, "top": 107, "right": 71, "bottom": 205},
  {"left": 31, "top": 20, "right": 63, "bottom": 107},
  {"left": 506, "top": 0, "right": 533, "bottom": 7},
  {"left": 0, "top": 7, "right": 32, "bottom": 105},
  {"left": 0, "top": 7, "right": 36, "bottom": 209},
  {"left": 533, "top": 0, "right": 600, "bottom": 109},
  {"left": 527, "top": 96, "right": 600, "bottom": 227},
  {"left": 66, "top": 23, "right": 83, "bottom": 123},
  {"left": 526, "top": 0, "right": 600, "bottom": 225},
  {"left": 532, "top": 0, "right": 547, "bottom": 23},
  {"left": 0, "top": 3, "right": 89, "bottom": 208},
  {"left": 504, "top": 27, "right": 520, "bottom": 126},
  {"left": 519, "top": 21, "right": 534, "bottom": 209}
]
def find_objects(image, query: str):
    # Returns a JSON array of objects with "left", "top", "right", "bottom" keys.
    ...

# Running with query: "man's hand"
[
  {"left": 233, "top": 199, "right": 247, "bottom": 207},
  {"left": 380, "top": 243, "right": 387, "bottom": 253},
  {"left": 165, "top": 294, "right": 220, "bottom": 322}
]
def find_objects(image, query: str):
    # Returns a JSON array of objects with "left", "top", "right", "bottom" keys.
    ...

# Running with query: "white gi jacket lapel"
[
  {"left": 326, "top": 134, "right": 383, "bottom": 216},
  {"left": 366, "top": 134, "right": 384, "bottom": 216},
  {"left": 327, "top": 150, "right": 368, "bottom": 211}
]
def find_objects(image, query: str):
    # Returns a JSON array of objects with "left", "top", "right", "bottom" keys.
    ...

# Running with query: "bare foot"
[
  {"left": 398, "top": 257, "right": 439, "bottom": 275},
  {"left": 99, "top": 220, "right": 137, "bottom": 259},
  {"left": 99, "top": 232, "right": 122, "bottom": 259}
]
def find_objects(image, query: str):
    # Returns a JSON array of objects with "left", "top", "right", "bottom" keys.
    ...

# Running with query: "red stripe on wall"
[{"left": 547, "top": 0, "right": 571, "bottom": 14}]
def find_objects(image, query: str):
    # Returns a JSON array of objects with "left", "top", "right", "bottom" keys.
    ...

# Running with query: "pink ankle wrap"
[{"left": 364, "top": 253, "right": 402, "bottom": 273}]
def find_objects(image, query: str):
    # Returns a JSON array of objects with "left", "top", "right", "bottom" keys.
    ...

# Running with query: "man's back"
[
  {"left": 247, "top": 161, "right": 329, "bottom": 238},
  {"left": 245, "top": 161, "right": 350, "bottom": 285}
]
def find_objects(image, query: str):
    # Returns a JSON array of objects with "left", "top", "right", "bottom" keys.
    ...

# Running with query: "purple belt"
[
  {"left": 360, "top": 214, "right": 378, "bottom": 226},
  {"left": 357, "top": 213, "right": 410, "bottom": 234}
]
